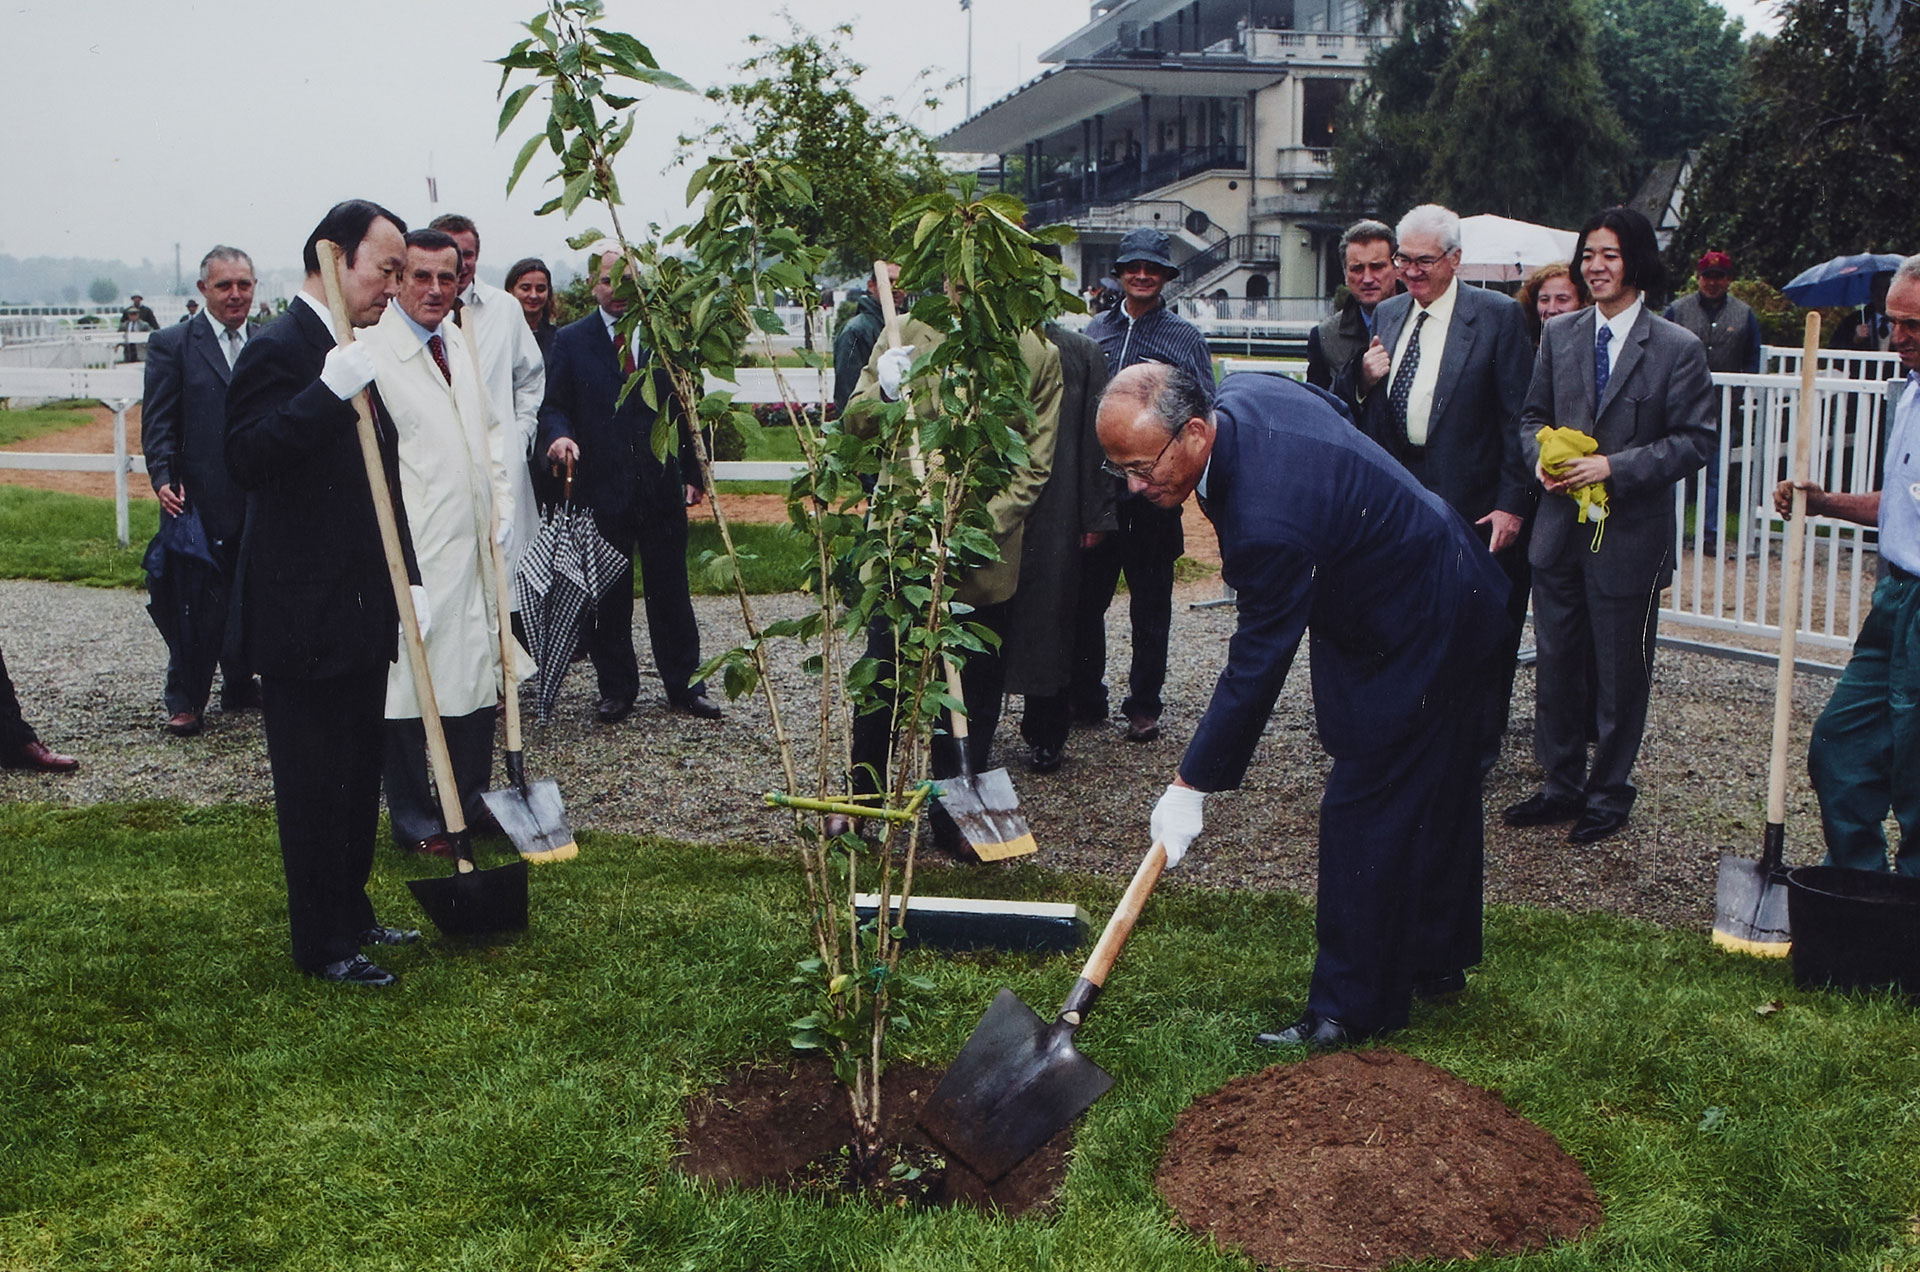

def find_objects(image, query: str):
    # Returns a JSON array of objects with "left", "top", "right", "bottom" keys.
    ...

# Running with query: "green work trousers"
[{"left": 1809, "top": 567, "right": 1920, "bottom": 875}]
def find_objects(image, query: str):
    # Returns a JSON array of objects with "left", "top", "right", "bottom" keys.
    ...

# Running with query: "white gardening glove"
[
  {"left": 876, "top": 345, "right": 915, "bottom": 401},
  {"left": 408, "top": 585, "right": 432, "bottom": 640},
  {"left": 319, "top": 343, "right": 377, "bottom": 400},
  {"left": 493, "top": 518, "right": 515, "bottom": 559},
  {"left": 1150, "top": 783, "right": 1206, "bottom": 868}
]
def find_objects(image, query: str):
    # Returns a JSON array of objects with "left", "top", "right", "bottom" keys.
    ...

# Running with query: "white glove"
[
  {"left": 493, "top": 518, "right": 515, "bottom": 559},
  {"left": 319, "top": 343, "right": 376, "bottom": 401},
  {"left": 876, "top": 345, "right": 915, "bottom": 401},
  {"left": 1150, "top": 783, "right": 1206, "bottom": 868},
  {"left": 408, "top": 585, "right": 432, "bottom": 640}
]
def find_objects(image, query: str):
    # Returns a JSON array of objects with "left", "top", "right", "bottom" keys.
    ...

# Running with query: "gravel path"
[{"left": 0, "top": 576, "right": 1840, "bottom": 931}]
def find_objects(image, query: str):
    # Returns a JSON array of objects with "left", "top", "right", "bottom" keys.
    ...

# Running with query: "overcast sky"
[{"left": 0, "top": 0, "right": 1781, "bottom": 280}]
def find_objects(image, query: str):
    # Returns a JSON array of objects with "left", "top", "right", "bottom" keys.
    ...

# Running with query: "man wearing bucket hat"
[
  {"left": 1776, "top": 253, "right": 1920, "bottom": 877},
  {"left": 1069, "top": 227, "right": 1214, "bottom": 745}
]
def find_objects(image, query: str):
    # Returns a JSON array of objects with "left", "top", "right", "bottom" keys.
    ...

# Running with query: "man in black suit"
[
  {"left": 1306, "top": 219, "right": 1397, "bottom": 398},
  {"left": 536, "top": 249, "right": 718, "bottom": 724},
  {"left": 225, "top": 199, "right": 422, "bottom": 987},
  {"left": 1100, "top": 365, "right": 1508, "bottom": 1050},
  {"left": 1343, "top": 204, "right": 1534, "bottom": 771},
  {"left": 1504, "top": 206, "right": 1716, "bottom": 845},
  {"left": 143, "top": 245, "right": 260, "bottom": 736}
]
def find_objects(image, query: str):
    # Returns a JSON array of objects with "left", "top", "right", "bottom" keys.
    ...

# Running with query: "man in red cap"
[{"left": 1664, "top": 250, "right": 1761, "bottom": 552}]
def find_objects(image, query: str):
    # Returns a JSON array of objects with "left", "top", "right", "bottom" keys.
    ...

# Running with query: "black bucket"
[{"left": 1785, "top": 865, "right": 1920, "bottom": 996}]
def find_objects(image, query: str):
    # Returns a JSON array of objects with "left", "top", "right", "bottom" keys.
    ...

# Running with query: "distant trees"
[
  {"left": 87, "top": 278, "right": 116, "bottom": 304},
  {"left": 1673, "top": 0, "right": 1920, "bottom": 283},
  {"left": 1589, "top": 0, "right": 1744, "bottom": 168}
]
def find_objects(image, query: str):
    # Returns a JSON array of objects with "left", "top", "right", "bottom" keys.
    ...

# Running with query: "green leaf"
[
  {"left": 506, "top": 132, "right": 545, "bottom": 197},
  {"left": 564, "top": 227, "right": 606, "bottom": 251},
  {"left": 496, "top": 83, "right": 539, "bottom": 138}
]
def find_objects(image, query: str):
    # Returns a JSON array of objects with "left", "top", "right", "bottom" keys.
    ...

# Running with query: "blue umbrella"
[{"left": 1781, "top": 252, "right": 1908, "bottom": 308}]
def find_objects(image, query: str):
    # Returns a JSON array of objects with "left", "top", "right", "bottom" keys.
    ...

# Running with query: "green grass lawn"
[
  {"left": 0, "top": 404, "right": 95, "bottom": 447},
  {"left": 4, "top": 801, "right": 1918, "bottom": 1271}
]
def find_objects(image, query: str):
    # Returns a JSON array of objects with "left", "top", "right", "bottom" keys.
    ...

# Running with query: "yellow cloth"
[{"left": 1536, "top": 425, "right": 1609, "bottom": 551}]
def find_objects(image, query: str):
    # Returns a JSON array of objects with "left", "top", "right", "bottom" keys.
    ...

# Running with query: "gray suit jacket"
[
  {"left": 1355, "top": 285, "right": 1533, "bottom": 521},
  {"left": 1521, "top": 305, "right": 1716, "bottom": 595},
  {"left": 142, "top": 314, "right": 247, "bottom": 544}
]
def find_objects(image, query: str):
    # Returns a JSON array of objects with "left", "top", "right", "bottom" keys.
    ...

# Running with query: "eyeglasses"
[
  {"left": 1102, "top": 421, "right": 1186, "bottom": 482},
  {"left": 1391, "top": 251, "right": 1454, "bottom": 273}
]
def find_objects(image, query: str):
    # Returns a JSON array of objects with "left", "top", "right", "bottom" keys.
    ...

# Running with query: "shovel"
[
  {"left": 919, "top": 840, "right": 1167, "bottom": 1181},
  {"left": 871, "top": 259, "right": 1036, "bottom": 862},
  {"left": 457, "top": 309, "right": 576, "bottom": 864},
  {"left": 1712, "top": 311, "right": 1821, "bottom": 956},
  {"left": 316, "top": 243, "right": 528, "bottom": 937}
]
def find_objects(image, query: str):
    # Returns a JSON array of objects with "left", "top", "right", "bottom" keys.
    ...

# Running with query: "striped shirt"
[{"left": 1085, "top": 300, "right": 1214, "bottom": 404}]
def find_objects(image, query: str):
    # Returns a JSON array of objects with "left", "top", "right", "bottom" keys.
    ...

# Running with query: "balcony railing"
[
  {"left": 1178, "top": 234, "right": 1287, "bottom": 287},
  {"left": 1024, "top": 144, "right": 1247, "bottom": 227}
]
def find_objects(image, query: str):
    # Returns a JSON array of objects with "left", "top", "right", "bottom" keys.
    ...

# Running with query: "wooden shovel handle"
[
  {"left": 315, "top": 243, "right": 469, "bottom": 850},
  {"left": 457, "top": 308, "right": 524, "bottom": 756},
  {"left": 1080, "top": 840, "right": 1167, "bottom": 990},
  {"left": 1766, "top": 312, "right": 1820, "bottom": 831}
]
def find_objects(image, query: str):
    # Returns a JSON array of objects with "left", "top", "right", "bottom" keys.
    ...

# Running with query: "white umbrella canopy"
[{"left": 1457, "top": 214, "right": 1579, "bottom": 283}]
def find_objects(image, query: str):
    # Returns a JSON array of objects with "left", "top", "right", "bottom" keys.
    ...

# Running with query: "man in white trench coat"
[{"left": 360, "top": 228, "right": 523, "bottom": 856}]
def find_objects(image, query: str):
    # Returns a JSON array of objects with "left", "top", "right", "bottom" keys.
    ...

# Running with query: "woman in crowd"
[
  {"left": 505, "top": 257, "right": 557, "bottom": 357},
  {"left": 1516, "top": 261, "right": 1582, "bottom": 346}
]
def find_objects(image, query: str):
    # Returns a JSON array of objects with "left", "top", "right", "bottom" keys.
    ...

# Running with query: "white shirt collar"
[
  {"left": 294, "top": 290, "right": 335, "bottom": 340},
  {"left": 1412, "top": 275, "right": 1460, "bottom": 323},
  {"left": 394, "top": 303, "right": 445, "bottom": 348},
  {"left": 1597, "top": 297, "right": 1643, "bottom": 345},
  {"left": 201, "top": 308, "right": 245, "bottom": 345}
]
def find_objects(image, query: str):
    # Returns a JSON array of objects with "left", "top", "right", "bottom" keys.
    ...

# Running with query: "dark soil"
[
  {"left": 677, "top": 1059, "right": 1071, "bottom": 1214},
  {"left": 1157, "top": 1050, "right": 1603, "bottom": 1270}
]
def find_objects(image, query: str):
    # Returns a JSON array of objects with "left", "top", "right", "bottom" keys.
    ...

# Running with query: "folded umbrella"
[
  {"left": 515, "top": 460, "right": 628, "bottom": 723},
  {"left": 142, "top": 506, "right": 225, "bottom": 698}
]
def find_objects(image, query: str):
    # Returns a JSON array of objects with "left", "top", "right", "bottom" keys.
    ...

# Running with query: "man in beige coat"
[{"left": 359, "top": 228, "right": 520, "bottom": 856}]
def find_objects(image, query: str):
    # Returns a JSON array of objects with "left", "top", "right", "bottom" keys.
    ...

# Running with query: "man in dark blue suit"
[
  {"left": 143, "top": 245, "right": 260, "bottom": 735},
  {"left": 536, "top": 250, "right": 717, "bottom": 724},
  {"left": 1097, "top": 364, "right": 1509, "bottom": 1048}
]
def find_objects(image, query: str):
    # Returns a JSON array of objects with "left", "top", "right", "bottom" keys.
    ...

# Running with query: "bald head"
[{"left": 1096, "top": 363, "right": 1215, "bottom": 509}]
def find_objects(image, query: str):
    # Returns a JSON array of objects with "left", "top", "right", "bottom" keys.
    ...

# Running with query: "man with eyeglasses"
[
  {"left": 1343, "top": 204, "right": 1534, "bottom": 775},
  {"left": 1074, "top": 227, "right": 1215, "bottom": 744},
  {"left": 1098, "top": 362, "right": 1508, "bottom": 1050},
  {"left": 1307, "top": 219, "right": 1398, "bottom": 400},
  {"left": 1775, "top": 254, "right": 1920, "bottom": 878}
]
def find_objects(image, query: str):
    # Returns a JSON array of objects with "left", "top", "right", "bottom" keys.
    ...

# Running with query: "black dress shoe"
[
  {"left": 1568, "top": 808, "right": 1630, "bottom": 844},
  {"left": 360, "top": 925, "right": 421, "bottom": 946},
  {"left": 1028, "top": 743, "right": 1063, "bottom": 774},
  {"left": 312, "top": 955, "right": 397, "bottom": 987},
  {"left": 671, "top": 691, "right": 722, "bottom": 720},
  {"left": 1501, "top": 791, "right": 1583, "bottom": 827},
  {"left": 1, "top": 740, "right": 78, "bottom": 773},
  {"left": 165, "top": 711, "right": 203, "bottom": 737},
  {"left": 595, "top": 696, "right": 634, "bottom": 724},
  {"left": 1413, "top": 970, "right": 1467, "bottom": 1000},
  {"left": 220, "top": 677, "right": 261, "bottom": 712},
  {"left": 1255, "top": 1010, "right": 1378, "bottom": 1051}
]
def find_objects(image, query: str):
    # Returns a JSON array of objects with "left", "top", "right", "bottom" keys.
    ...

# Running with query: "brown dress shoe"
[
  {"left": 406, "top": 833, "right": 456, "bottom": 859},
  {"left": 2, "top": 740, "right": 78, "bottom": 773},
  {"left": 165, "top": 711, "right": 203, "bottom": 737}
]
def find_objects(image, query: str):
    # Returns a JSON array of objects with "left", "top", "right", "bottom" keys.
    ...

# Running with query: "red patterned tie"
[
  {"left": 427, "top": 333, "right": 451, "bottom": 384},
  {"left": 612, "top": 326, "right": 635, "bottom": 377}
]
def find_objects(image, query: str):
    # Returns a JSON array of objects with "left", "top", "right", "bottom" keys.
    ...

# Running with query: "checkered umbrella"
[{"left": 516, "top": 496, "right": 627, "bottom": 723}]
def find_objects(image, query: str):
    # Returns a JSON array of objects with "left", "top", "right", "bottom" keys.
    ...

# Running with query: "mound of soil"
[
  {"left": 678, "top": 1059, "right": 1069, "bottom": 1214},
  {"left": 1156, "top": 1050, "right": 1602, "bottom": 1270}
]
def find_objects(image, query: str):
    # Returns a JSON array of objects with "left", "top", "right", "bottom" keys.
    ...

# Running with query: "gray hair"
[
  {"left": 1103, "top": 362, "right": 1212, "bottom": 437},
  {"left": 1395, "top": 204, "right": 1461, "bottom": 255},
  {"left": 198, "top": 246, "right": 253, "bottom": 283},
  {"left": 1897, "top": 254, "right": 1920, "bottom": 285},
  {"left": 1340, "top": 219, "right": 1395, "bottom": 255}
]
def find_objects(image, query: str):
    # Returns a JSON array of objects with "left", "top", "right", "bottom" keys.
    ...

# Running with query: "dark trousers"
[
  {"left": 260, "top": 669, "right": 386, "bottom": 971},
  {"left": 161, "top": 558, "right": 250, "bottom": 716},
  {"left": 1480, "top": 523, "right": 1533, "bottom": 766},
  {"left": 1309, "top": 687, "right": 1485, "bottom": 1033},
  {"left": 1809, "top": 569, "right": 1920, "bottom": 875},
  {"left": 1530, "top": 554, "right": 1661, "bottom": 817},
  {"left": 849, "top": 602, "right": 1010, "bottom": 798},
  {"left": 0, "top": 646, "right": 37, "bottom": 752},
  {"left": 1070, "top": 498, "right": 1183, "bottom": 720},
  {"left": 383, "top": 708, "right": 497, "bottom": 847},
  {"left": 587, "top": 504, "right": 705, "bottom": 707},
  {"left": 1020, "top": 690, "right": 1071, "bottom": 753}
]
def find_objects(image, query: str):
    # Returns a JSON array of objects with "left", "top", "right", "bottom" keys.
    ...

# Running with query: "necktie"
[
  {"left": 427, "top": 333, "right": 451, "bottom": 384},
  {"left": 1594, "top": 324, "right": 1614, "bottom": 410},
  {"left": 224, "top": 327, "right": 242, "bottom": 370},
  {"left": 1389, "top": 310, "right": 1428, "bottom": 443},
  {"left": 613, "top": 326, "right": 635, "bottom": 377}
]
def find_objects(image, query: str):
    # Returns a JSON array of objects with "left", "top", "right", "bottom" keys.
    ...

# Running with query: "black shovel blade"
[
  {"left": 1712, "top": 852, "right": 1792, "bottom": 955},
  {"left": 918, "top": 987, "right": 1113, "bottom": 1183},
  {"left": 406, "top": 859, "right": 529, "bottom": 937}
]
